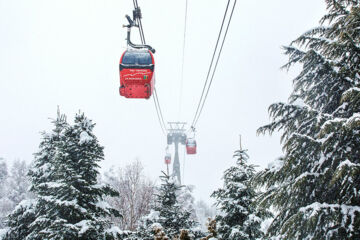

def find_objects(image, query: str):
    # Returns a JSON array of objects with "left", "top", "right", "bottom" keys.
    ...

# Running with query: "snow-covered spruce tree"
[
  {"left": 25, "top": 110, "right": 68, "bottom": 239},
  {"left": 255, "top": 1, "right": 360, "bottom": 239},
  {"left": 134, "top": 210, "right": 161, "bottom": 240},
  {"left": 26, "top": 111, "right": 120, "bottom": 240},
  {"left": 211, "top": 148, "right": 269, "bottom": 239},
  {"left": 136, "top": 172, "right": 197, "bottom": 239},
  {"left": 3, "top": 199, "right": 36, "bottom": 240}
]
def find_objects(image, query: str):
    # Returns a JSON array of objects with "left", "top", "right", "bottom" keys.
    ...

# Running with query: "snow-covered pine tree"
[
  {"left": 23, "top": 111, "right": 120, "bottom": 240},
  {"left": 156, "top": 173, "right": 197, "bottom": 238},
  {"left": 26, "top": 109, "right": 68, "bottom": 239},
  {"left": 135, "top": 210, "right": 161, "bottom": 240},
  {"left": 211, "top": 148, "right": 268, "bottom": 240},
  {"left": 255, "top": 0, "right": 360, "bottom": 239},
  {"left": 44, "top": 112, "right": 120, "bottom": 239},
  {"left": 3, "top": 199, "right": 36, "bottom": 240},
  {"left": 136, "top": 172, "right": 197, "bottom": 239}
]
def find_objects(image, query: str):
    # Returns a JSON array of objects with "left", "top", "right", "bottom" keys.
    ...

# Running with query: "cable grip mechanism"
[{"left": 122, "top": 12, "right": 155, "bottom": 53}]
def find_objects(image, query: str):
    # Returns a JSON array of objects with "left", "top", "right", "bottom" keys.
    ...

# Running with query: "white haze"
[{"left": 0, "top": 0, "right": 326, "bottom": 203}]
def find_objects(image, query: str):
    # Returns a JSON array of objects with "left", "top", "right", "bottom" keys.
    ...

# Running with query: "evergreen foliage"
[
  {"left": 3, "top": 200, "right": 36, "bottom": 240},
  {"left": 136, "top": 172, "right": 197, "bottom": 239},
  {"left": 212, "top": 149, "right": 268, "bottom": 239},
  {"left": 255, "top": 0, "right": 360, "bottom": 239},
  {"left": 6, "top": 110, "right": 120, "bottom": 240},
  {"left": 25, "top": 110, "right": 68, "bottom": 239}
]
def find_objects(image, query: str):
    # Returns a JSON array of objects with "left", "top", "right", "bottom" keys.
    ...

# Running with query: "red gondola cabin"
[
  {"left": 186, "top": 138, "right": 197, "bottom": 155},
  {"left": 165, "top": 153, "right": 171, "bottom": 165},
  {"left": 119, "top": 49, "right": 155, "bottom": 99}
]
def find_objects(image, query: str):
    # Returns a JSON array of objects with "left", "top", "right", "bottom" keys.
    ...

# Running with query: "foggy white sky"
[{"left": 0, "top": 0, "right": 326, "bottom": 203}]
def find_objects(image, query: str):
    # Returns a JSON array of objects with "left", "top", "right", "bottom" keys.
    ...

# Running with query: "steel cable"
[
  {"left": 193, "top": 0, "right": 237, "bottom": 126},
  {"left": 133, "top": 0, "right": 168, "bottom": 135},
  {"left": 178, "top": 0, "right": 188, "bottom": 119},
  {"left": 190, "top": 0, "right": 231, "bottom": 127}
]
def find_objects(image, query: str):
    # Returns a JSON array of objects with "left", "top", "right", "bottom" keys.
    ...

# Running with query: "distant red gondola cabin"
[
  {"left": 165, "top": 153, "right": 171, "bottom": 165},
  {"left": 119, "top": 49, "right": 155, "bottom": 99},
  {"left": 186, "top": 138, "right": 197, "bottom": 155}
]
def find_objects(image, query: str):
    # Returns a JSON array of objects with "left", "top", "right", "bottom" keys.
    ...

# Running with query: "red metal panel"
[{"left": 119, "top": 50, "right": 155, "bottom": 99}]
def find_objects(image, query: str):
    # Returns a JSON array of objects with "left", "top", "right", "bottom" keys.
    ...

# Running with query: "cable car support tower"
[{"left": 167, "top": 122, "right": 187, "bottom": 184}]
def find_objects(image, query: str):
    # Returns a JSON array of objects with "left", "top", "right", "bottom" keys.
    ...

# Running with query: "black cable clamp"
[{"left": 133, "top": 7, "right": 142, "bottom": 21}]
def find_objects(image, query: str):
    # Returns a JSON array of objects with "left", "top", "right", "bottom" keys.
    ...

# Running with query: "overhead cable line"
[
  {"left": 154, "top": 89, "right": 167, "bottom": 135},
  {"left": 178, "top": 0, "right": 188, "bottom": 119},
  {"left": 191, "top": 0, "right": 237, "bottom": 128},
  {"left": 133, "top": 0, "right": 168, "bottom": 135},
  {"left": 153, "top": 90, "right": 167, "bottom": 135},
  {"left": 190, "top": 0, "right": 231, "bottom": 127},
  {"left": 193, "top": 0, "right": 237, "bottom": 126}
]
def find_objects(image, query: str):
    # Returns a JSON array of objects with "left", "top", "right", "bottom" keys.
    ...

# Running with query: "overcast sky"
[{"left": 0, "top": 0, "right": 326, "bottom": 203}]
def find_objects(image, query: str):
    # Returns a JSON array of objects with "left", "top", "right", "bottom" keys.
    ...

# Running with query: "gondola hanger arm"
[{"left": 123, "top": 14, "right": 155, "bottom": 53}]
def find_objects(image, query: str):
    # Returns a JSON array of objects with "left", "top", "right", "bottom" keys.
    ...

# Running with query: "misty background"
[{"left": 0, "top": 0, "right": 326, "bottom": 203}]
